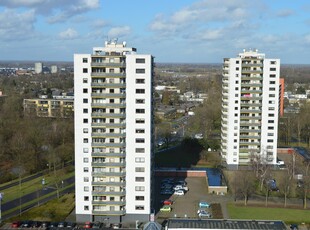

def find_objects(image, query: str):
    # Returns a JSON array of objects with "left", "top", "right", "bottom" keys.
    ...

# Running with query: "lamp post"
[{"left": 0, "top": 192, "right": 3, "bottom": 224}]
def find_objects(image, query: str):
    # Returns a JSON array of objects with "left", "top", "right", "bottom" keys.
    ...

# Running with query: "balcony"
[
  {"left": 92, "top": 171, "right": 126, "bottom": 177},
  {"left": 91, "top": 62, "right": 126, "bottom": 68},
  {"left": 92, "top": 210, "right": 126, "bottom": 216},
  {"left": 91, "top": 103, "right": 126, "bottom": 108},
  {"left": 91, "top": 72, "right": 126, "bottom": 77},
  {"left": 91, "top": 161, "right": 126, "bottom": 167},
  {"left": 92, "top": 142, "right": 126, "bottom": 148},
  {"left": 91, "top": 82, "right": 126, "bottom": 88},
  {"left": 92, "top": 200, "right": 126, "bottom": 206},
  {"left": 92, "top": 190, "right": 126, "bottom": 196},
  {"left": 91, "top": 132, "right": 126, "bottom": 138},
  {"left": 92, "top": 181, "right": 126, "bottom": 186},
  {"left": 92, "top": 152, "right": 126, "bottom": 157},
  {"left": 91, "top": 113, "right": 126, "bottom": 118},
  {"left": 91, "top": 93, "right": 126, "bottom": 98}
]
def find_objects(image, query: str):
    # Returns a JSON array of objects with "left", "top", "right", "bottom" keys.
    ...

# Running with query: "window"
[
  {"left": 84, "top": 186, "right": 89, "bottom": 192},
  {"left": 135, "top": 157, "right": 145, "bottom": 163},
  {"left": 110, "top": 119, "right": 114, "bottom": 123},
  {"left": 136, "top": 148, "right": 145, "bottom": 153},
  {"left": 110, "top": 99, "right": 114, "bottom": 103},
  {"left": 135, "top": 167, "right": 145, "bottom": 172},
  {"left": 270, "top": 74, "right": 276, "bottom": 78},
  {"left": 136, "top": 99, "right": 145, "bottom": 104},
  {"left": 84, "top": 206, "right": 89, "bottom": 211},
  {"left": 83, "top": 68, "right": 88, "bottom": 73},
  {"left": 135, "top": 206, "right": 144, "bottom": 210},
  {"left": 136, "top": 69, "right": 145, "bottom": 74},
  {"left": 235, "top": 94, "right": 239, "bottom": 97},
  {"left": 83, "top": 158, "right": 89, "bottom": 163},
  {"left": 269, "top": 94, "right": 275, "bottom": 97},
  {"left": 268, "top": 126, "right": 274, "bottom": 130},
  {"left": 136, "top": 119, "right": 145, "bottom": 124},
  {"left": 83, "top": 98, "right": 88, "bottom": 103},
  {"left": 83, "top": 78, "right": 88, "bottom": 83},
  {"left": 135, "top": 177, "right": 145, "bottom": 182},
  {"left": 235, "top": 87, "right": 239, "bottom": 90},
  {"left": 136, "top": 79, "right": 145, "bottom": 84},
  {"left": 83, "top": 88, "right": 88, "bottom": 93},
  {"left": 269, "top": 87, "right": 275, "bottom": 91},
  {"left": 268, "top": 133, "right": 274, "bottom": 136},
  {"left": 136, "top": 129, "right": 145, "bottom": 133},
  {"left": 83, "top": 138, "right": 88, "bottom": 143},
  {"left": 110, "top": 89, "right": 114, "bottom": 93},
  {"left": 268, "top": 114, "right": 274, "bottom": 117},
  {"left": 136, "top": 109, "right": 145, "bottom": 114},
  {"left": 268, "top": 107, "right": 275, "bottom": 110},
  {"left": 135, "top": 186, "right": 145, "bottom": 191},
  {"left": 136, "top": 138, "right": 145, "bottom": 143},
  {"left": 110, "top": 109, "right": 114, "bottom": 113},
  {"left": 270, "top": 81, "right": 275, "bottom": 84},
  {"left": 84, "top": 177, "right": 89, "bottom": 182},
  {"left": 83, "top": 167, "right": 89, "bottom": 172},
  {"left": 83, "top": 148, "right": 89, "bottom": 153},
  {"left": 236, "top": 67, "right": 239, "bottom": 70},
  {"left": 136, "top": 89, "right": 145, "bottom": 94},
  {"left": 235, "top": 107, "right": 238, "bottom": 110},
  {"left": 83, "top": 58, "right": 88, "bottom": 63},
  {"left": 83, "top": 119, "right": 88, "bottom": 124},
  {"left": 136, "top": 58, "right": 145, "bottom": 63},
  {"left": 135, "top": 196, "right": 145, "bottom": 201},
  {"left": 270, "top": 68, "right": 276, "bottom": 71},
  {"left": 268, "top": 120, "right": 274, "bottom": 123},
  {"left": 270, "top": 61, "right": 276, "bottom": 64},
  {"left": 84, "top": 196, "right": 89, "bottom": 201},
  {"left": 267, "top": 139, "right": 274, "bottom": 143},
  {"left": 83, "top": 108, "right": 88, "bottom": 113},
  {"left": 236, "top": 61, "right": 240, "bottom": 64}
]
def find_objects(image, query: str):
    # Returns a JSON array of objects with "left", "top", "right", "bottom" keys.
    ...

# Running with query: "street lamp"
[{"left": 0, "top": 192, "right": 3, "bottom": 224}]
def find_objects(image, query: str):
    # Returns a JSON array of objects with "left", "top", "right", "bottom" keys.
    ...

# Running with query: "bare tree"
[
  {"left": 278, "top": 170, "right": 293, "bottom": 207},
  {"left": 250, "top": 152, "right": 271, "bottom": 191},
  {"left": 232, "top": 170, "right": 256, "bottom": 206}
]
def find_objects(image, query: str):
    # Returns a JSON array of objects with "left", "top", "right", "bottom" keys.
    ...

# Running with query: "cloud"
[
  {"left": 0, "top": 0, "right": 100, "bottom": 23},
  {"left": 0, "top": 9, "right": 36, "bottom": 41},
  {"left": 276, "top": 9, "right": 294, "bottom": 17},
  {"left": 58, "top": 28, "right": 78, "bottom": 40},
  {"left": 108, "top": 26, "right": 131, "bottom": 39},
  {"left": 148, "top": 0, "right": 256, "bottom": 39}
]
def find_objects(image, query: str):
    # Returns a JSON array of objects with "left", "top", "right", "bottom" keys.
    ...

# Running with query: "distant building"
[
  {"left": 23, "top": 98, "right": 73, "bottom": 118},
  {"left": 51, "top": 65, "right": 58, "bottom": 74},
  {"left": 34, "top": 62, "right": 43, "bottom": 74},
  {"left": 221, "top": 50, "right": 280, "bottom": 167}
]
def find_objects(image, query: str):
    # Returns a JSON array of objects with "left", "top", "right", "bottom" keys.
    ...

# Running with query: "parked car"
[
  {"left": 49, "top": 222, "right": 59, "bottom": 228},
  {"left": 160, "top": 205, "right": 172, "bottom": 212},
  {"left": 162, "top": 199, "right": 173, "bottom": 205},
  {"left": 33, "top": 221, "right": 42, "bottom": 228},
  {"left": 58, "top": 222, "right": 66, "bottom": 228},
  {"left": 161, "top": 189, "right": 174, "bottom": 195},
  {"left": 161, "top": 184, "right": 173, "bottom": 189},
  {"left": 41, "top": 221, "right": 50, "bottom": 228},
  {"left": 93, "top": 221, "right": 103, "bottom": 228},
  {"left": 176, "top": 180, "right": 187, "bottom": 186},
  {"left": 20, "top": 220, "right": 34, "bottom": 228},
  {"left": 174, "top": 190, "right": 185, "bottom": 196},
  {"left": 84, "top": 221, "right": 93, "bottom": 228},
  {"left": 11, "top": 221, "right": 21, "bottom": 228},
  {"left": 198, "top": 210, "right": 212, "bottom": 218},
  {"left": 173, "top": 185, "right": 184, "bottom": 191},
  {"left": 267, "top": 179, "right": 279, "bottom": 192},
  {"left": 66, "top": 222, "right": 76, "bottom": 228},
  {"left": 199, "top": 201, "right": 211, "bottom": 208}
]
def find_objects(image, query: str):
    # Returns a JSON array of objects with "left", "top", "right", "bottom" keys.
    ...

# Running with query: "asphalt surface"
[{"left": 1, "top": 176, "right": 75, "bottom": 220}]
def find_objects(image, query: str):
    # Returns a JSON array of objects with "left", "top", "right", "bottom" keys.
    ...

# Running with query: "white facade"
[
  {"left": 34, "top": 62, "right": 43, "bottom": 74},
  {"left": 74, "top": 41, "right": 154, "bottom": 223},
  {"left": 221, "top": 50, "right": 280, "bottom": 166},
  {"left": 51, "top": 65, "right": 58, "bottom": 73}
]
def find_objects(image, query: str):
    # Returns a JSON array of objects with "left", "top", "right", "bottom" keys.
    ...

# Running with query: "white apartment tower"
[
  {"left": 74, "top": 41, "right": 154, "bottom": 223},
  {"left": 34, "top": 62, "right": 43, "bottom": 74},
  {"left": 221, "top": 50, "right": 280, "bottom": 167}
]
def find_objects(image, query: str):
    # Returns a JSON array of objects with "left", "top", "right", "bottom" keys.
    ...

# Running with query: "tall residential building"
[
  {"left": 221, "top": 50, "right": 280, "bottom": 167},
  {"left": 74, "top": 41, "right": 154, "bottom": 223},
  {"left": 34, "top": 62, "right": 43, "bottom": 74}
]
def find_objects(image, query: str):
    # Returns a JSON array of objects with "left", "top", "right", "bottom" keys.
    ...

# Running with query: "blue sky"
[{"left": 1, "top": 0, "right": 310, "bottom": 64}]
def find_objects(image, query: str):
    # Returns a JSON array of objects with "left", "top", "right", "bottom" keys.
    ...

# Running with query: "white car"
[
  {"left": 173, "top": 185, "right": 183, "bottom": 191},
  {"left": 198, "top": 210, "right": 212, "bottom": 218},
  {"left": 174, "top": 190, "right": 185, "bottom": 196}
]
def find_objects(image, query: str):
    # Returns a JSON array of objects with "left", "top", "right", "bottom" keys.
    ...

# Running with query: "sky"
[{"left": 1, "top": 0, "right": 310, "bottom": 64}]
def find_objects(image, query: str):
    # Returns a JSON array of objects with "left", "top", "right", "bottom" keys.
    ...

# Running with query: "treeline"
[{"left": 0, "top": 74, "right": 74, "bottom": 183}]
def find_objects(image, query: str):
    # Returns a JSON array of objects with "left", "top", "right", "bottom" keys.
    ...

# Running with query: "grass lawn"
[
  {"left": 227, "top": 202, "right": 310, "bottom": 224},
  {"left": 2, "top": 170, "right": 74, "bottom": 203},
  {"left": 7, "top": 193, "right": 75, "bottom": 222}
]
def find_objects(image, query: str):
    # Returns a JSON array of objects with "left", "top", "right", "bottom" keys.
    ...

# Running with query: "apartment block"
[
  {"left": 74, "top": 41, "right": 154, "bottom": 223},
  {"left": 221, "top": 50, "right": 280, "bottom": 167}
]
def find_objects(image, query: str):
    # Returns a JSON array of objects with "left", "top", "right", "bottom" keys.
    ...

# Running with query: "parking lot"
[{"left": 155, "top": 176, "right": 212, "bottom": 220}]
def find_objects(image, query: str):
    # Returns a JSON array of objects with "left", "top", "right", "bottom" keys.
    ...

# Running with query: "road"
[{"left": 1, "top": 176, "right": 74, "bottom": 220}]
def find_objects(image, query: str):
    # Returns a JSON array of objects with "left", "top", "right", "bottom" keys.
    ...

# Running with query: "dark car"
[
  {"left": 33, "top": 221, "right": 42, "bottom": 228},
  {"left": 20, "top": 220, "right": 34, "bottom": 228},
  {"left": 49, "top": 222, "right": 59, "bottom": 228},
  {"left": 66, "top": 222, "right": 76, "bottom": 228},
  {"left": 58, "top": 222, "right": 66, "bottom": 228},
  {"left": 11, "top": 221, "right": 21, "bottom": 228},
  {"left": 93, "top": 221, "right": 103, "bottom": 228},
  {"left": 41, "top": 221, "right": 50, "bottom": 228}
]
